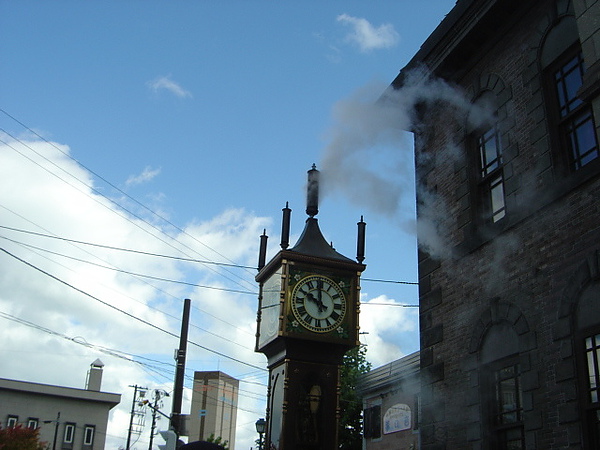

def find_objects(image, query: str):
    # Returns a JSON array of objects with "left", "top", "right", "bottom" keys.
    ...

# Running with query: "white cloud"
[
  {"left": 359, "top": 294, "right": 417, "bottom": 368},
  {"left": 0, "top": 132, "right": 417, "bottom": 449},
  {"left": 336, "top": 14, "right": 400, "bottom": 52},
  {"left": 0, "top": 134, "right": 269, "bottom": 450},
  {"left": 147, "top": 75, "right": 192, "bottom": 98},
  {"left": 126, "top": 165, "right": 161, "bottom": 187}
]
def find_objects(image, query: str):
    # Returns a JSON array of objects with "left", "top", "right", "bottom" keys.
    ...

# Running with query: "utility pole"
[
  {"left": 52, "top": 412, "right": 60, "bottom": 450},
  {"left": 43, "top": 411, "right": 61, "bottom": 450},
  {"left": 149, "top": 390, "right": 159, "bottom": 450},
  {"left": 171, "top": 298, "right": 191, "bottom": 437},
  {"left": 148, "top": 390, "right": 168, "bottom": 450},
  {"left": 126, "top": 385, "right": 148, "bottom": 450}
]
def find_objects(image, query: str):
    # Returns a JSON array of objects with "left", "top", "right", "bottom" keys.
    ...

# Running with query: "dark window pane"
[
  {"left": 568, "top": 113, "right": 599, "bottom": 169},
  {"left": 487, "top": 360, "right": 524, "bottom": 449},
  {"left": 490, "top": 175, "right": 506, "bottom": 223},
  {"left": 372, "top": 405, "right": 381, "bottom": 438},
  {"left": 479, "top": 128, "right": 502, "bottom": 177},
  {"left": 594, "top": 410, "right": 600, "bottom": 443},
  {"left": 84, "top": 426, "right": 95, "bottom": 446},
  {"left": 476, "top": 127, "right": 506, "bottom": 224},
  {"left": 563, "top": 69, "right": 583, "bottom": 112},
  {"left": 555, "top": 52, "right": 585, "bottom": 117},
  {"left": 586, "top": 333, "right": 600, "bottom": 404},
  {"left": 552, "top": 50, "right": 598, "bottom": 172},
  {"left": 504, "top": 426, "right": 524, "bottom": 450}
]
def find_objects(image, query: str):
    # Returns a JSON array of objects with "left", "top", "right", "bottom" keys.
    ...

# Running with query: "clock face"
[
  {"left": 291, "top": 275, "right": 346, "bottom": 333},
  {"left": 258, "top": 269, "right": 282, "bottom": 349}
]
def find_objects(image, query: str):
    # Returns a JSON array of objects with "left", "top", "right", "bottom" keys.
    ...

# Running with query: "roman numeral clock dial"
[{"left": 291, "top": 275, "right": 346, "bottom": 333}]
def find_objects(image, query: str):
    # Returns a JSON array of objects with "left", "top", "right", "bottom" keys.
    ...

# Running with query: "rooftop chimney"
[{"left": 86, "top": 359, "right": 104, "bottom": 391}]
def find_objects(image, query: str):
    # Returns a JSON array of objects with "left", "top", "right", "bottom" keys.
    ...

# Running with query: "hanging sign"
[{"left": 383, "top": 403, "right": 411, "bottom": 434}]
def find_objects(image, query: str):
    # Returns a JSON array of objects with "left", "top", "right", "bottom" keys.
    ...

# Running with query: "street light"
[{"left": 255, "top": 418, "right": 266, "bottom": 450}]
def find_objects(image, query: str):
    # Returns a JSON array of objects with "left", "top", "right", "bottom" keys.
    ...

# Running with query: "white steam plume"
[{"left": 320, "top": 68, "right": 496, "bottom": 259}]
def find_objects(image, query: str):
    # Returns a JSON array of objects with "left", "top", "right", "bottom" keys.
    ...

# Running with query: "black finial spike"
[
  {"left": 306, "top": 164, "right": 319, "bottom": 217},
  {"left": 281, "top": 202, "right": 291, "bottom": 249},
  {"left": 258, "top": 229, "right": 268, "bottom": 270},
  {"left": 357, "top": 216, "right": 366, "bottom": 263}
]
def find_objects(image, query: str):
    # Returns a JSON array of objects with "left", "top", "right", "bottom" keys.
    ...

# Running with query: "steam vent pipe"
[
  {"left": 258, "top": 229, "right": 268, "bottom": 270},
  {"left": 306, "top": 164, "right": 319, "bottom": 217},
  {"left": 281, "top": 202, "right": 291, "bottom": 249},
  {"left": 357, "top": 216, "right": 366, "bottom": 263}
]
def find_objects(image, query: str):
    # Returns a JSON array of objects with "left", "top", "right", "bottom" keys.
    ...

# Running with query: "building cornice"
[{"left": 0, "top": 377, "right": 120, "bottom": 407}]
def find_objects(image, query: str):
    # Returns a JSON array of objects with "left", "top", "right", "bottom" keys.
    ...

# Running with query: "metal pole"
[
  {"left": 148, "top": 390, "right": 162, "bottom": 450},
  {"left": 52, "top": 412, "right": 60, "bottom": 450},
  {"left": 126, "top": 385, "right": 139, "bottom": 450},
  {"left": 171, "top": 298, "right": 191, "bottom": 436}
]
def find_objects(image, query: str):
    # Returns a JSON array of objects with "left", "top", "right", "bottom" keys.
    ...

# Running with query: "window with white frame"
[
  {"left": 63, "top": 423, "right": 76, "bottom": 444},
  {"left": 27, "top": 418, "right": 39, "bottom": 429},
  {"left": 83, "top": 425, "right": 95, "bottom": 446},
  {"left": 7, "top": 415, "right": 18, "bottom": 428}
]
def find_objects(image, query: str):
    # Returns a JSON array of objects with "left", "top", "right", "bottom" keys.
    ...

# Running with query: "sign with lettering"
[{"left": 383, "top": 403, "right": 411, "bottom": 434}]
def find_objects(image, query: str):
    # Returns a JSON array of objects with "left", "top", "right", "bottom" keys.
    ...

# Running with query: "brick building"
[{"left": 391, "top": 0, "right": 600, "bottom": 448}]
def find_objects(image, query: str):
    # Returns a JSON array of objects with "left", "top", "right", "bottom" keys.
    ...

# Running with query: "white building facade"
[{"left": 0, "top": 360, "right": 120, "bottom": 450}]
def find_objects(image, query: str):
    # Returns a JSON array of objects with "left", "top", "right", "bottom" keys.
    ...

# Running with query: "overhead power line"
[
  {"left": 0, "top": 224, "right": 420, "bottom": 286},
  {"left": 0, "top": 224, "right": 256, "bottom": 270},
  {"left": 0, "top": 125, "right": 257, "bottom": 292},
  {"left": 0, "top": 233, "right": 257, "bottom": 295},
  {"left": 0, "top": 246, "right": 266, "bottom": 372},
  {"left": 0, "top": 109, "right": 257, "bottom": 274},
  {"left": 0, "top": 207, "right": 258, "bottom": 340},
  {"left": 362, "top": 277, "right": 418, "bottom": 285},
  {"left": 0, "top": 310, "right": 268, "bottom": 404},
  {"left": 361, "top": 302, "right": 419, "bottom": 307},
  {"left": 0, "top": 310, "right": 174, "bottom": 381}
]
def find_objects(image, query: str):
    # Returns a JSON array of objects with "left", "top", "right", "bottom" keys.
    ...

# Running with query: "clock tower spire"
[{"left": 255, "top": 165, "right": 366, "bottom": 450}]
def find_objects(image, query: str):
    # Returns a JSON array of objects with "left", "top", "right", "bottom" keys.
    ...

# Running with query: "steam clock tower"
[{"left": 255, "top": 165, "right": 366, "bottom": 450}]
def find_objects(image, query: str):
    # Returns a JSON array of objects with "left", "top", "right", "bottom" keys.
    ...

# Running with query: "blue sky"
[{"left": 0, "top": 2, "right": 455, "bottom": 449}]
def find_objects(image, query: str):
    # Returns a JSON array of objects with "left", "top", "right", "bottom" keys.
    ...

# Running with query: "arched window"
[{"left": 480, "top": 322, "right": 524, "bottom": 450}]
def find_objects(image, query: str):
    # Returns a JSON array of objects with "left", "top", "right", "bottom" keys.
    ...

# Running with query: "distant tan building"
[
  {"left": 358, "top": 352, "right": 420, "bottom": 450},
  {"left": 188, "top": 371, "right": 238, "bottom": 448},
  {"left": 0, "top": 359, "right": 120, "bottom": 450}
]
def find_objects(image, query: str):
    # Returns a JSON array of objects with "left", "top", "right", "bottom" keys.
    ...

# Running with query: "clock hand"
[
  {"left": 306, "top": 292, "right": 318, "bottom": 305},
  {"left": 317, "top": 280, "right": 325, "bottom": 312},
  {"left": 306, "top": 291, "right": 326, "bottom": 313}
]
